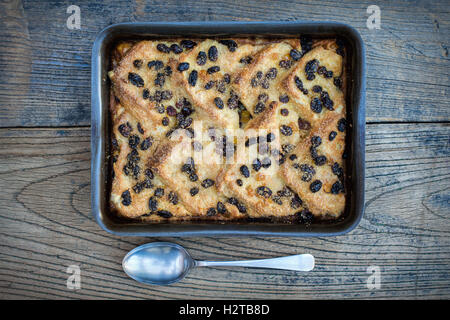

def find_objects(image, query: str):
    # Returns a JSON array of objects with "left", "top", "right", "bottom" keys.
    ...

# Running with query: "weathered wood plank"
[
  {"left": 0, "top": 124, "right": 448, "bottom": 299},
  {"left": 0, "top": 0, "right": 449, "bottom": 127}
]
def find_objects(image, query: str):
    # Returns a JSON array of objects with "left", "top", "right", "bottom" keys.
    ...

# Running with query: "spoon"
[{"left": 122, "top": 242, "right": 315, "bottom": 285}]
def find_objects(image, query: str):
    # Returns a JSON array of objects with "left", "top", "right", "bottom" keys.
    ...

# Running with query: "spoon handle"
[{"left": 195, "top": 254, "right": 314, "bottom": 272}]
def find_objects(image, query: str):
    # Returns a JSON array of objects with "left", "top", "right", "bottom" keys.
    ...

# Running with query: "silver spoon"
[{"left": 122, "top": 242, "right": 315, "bottom": 285}]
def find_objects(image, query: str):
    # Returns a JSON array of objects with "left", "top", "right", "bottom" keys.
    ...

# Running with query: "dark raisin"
[
  {"left": 298, "top": 118, "right": 311, "bottom": 130},
  {"left": 121, "top": 190, "right": 132, "bottom": 206},
  {"left": 265, "top": 68, "right": 277, "bottom": 79},
  {"left": 217, "top": 201, "right": 227, "bottom": 214},
  {"left": 128, "top": 72, "right": 144, "bottom": 87},
  {"left": 301, "top": 172, "right": 313, "bottom": 182},
  {"left": 166, "top": 105, "right": 177, "bottom": 117},
  {"left": 282, "top": 144, "right": 295, "bottom": 154},
  {"left": 219, "top": 39, "right": 237, "bottom": 52},
  {"left": 261, "top": 157, "right": 271, "bottom": 168},
  {"left": 180, "top": 40, "right": 197, "bottom": 49},
  {"left": 197, "top": 51, "right": 207, "bottom": 65},
  {"left": 258, "top": 93, "right": 269, "bottom": 103},
  {"left": 133, "top": 59, "right": 143, "bottom": 68},
  {"left": 161, "top": 117, "right": 169, "bottom": 126},
  {"left": 300, "top": 164, "right": 315, "bottom": 174},
  {"left": 178, "top": 117, "right": 192, "bottom": 129},
  {"left": 140, "top": 137, "right": 152, "bottom": 150},
  {"left": 181, "top": 104, "right": 194, "bottom": 116},
  {"left": 279, "top": 59, "right": 292, "bottom": 69},
  {"left": 170, "top": 43, "right": 183, "bottom": 54},
  {"left": 156, "top": 104, "right": 165, "bottom": 113},
  {"left": 156, "top": 43, "right": 170, "bottom": 53},
  {"left": 223, "top": 73, "right": 231, "bottom": 84},
  {"left": 154, "top": 73, "right": 165, "bottom": 87},
  {"left": 118, "top": 122, "right": 132, "bottom": 137},
  {"left": 332, "top": 162, "right": 344, "bottom": 179},
  {"left": 311, "top": 136, "right": 322, "bottom": 147},
  {"left": 177, "top": 62, "right": 190, "bottom": 72},
  {"left": 142, "top": 88, "right": 150, "bottom": 99},
  {"left": 321, "top": 92, "right": 334, "bottom": 110},
  {"left": 325, "top": 70, "right": 333, "bottom": 78},
  {"left": 216, "top": 80, "right": 226, "bottom": 93},
  {"left": 256, "top": 186, "right": 272, "bottom": 198},
  {"left": 331, "top": 181, "right": 344, "bottom": 194},
  {"left": 254, "top": 102, "right": 265, "bottom": 114},
  {"left": 310, "top": 97, "right": 323, "bottom": 113},
  {"left": 256, "top": 71, "right": 263, "bottom": 79},
  {"left": 289, "top": 154, "right": 297, "bottom": 161},
  {"left": 272, "top": 195, "right": 283, "bottom": 205},
  {"left": 290, "top": 49, "right": 302, "bottom": 61},
  {"left": 207, "top": 208, "right": 217, "bottom": 216},
  {"left": 190, "top": 187, "right": 199, "bottom": 196},
  {"left": 305, "top": 59, "right": 319, "bottom": 74},
  {"left": 148, "top": 60, "right": 164, "bottom": 70},
  {"left": 236, "top": 179, "right": 243, "bottom": 186},
  {"left": 240, "top": 165, "right": 250, "bottom": 178},
  {"left": 280, "top": 125, "right": 293, "bottom": 136},
  {"left": 310, "top": 146, "right": 318, "bottom": 159},
  {"left": 201, "top": 179, "right": 215, "bottom": 188},
  {"left": 208, "top": 46, "right": 218, "bottom": 61},
  {"left": 128, "top": 135, "right": 140, "bottom": 149},
  {"left": 279, "top": 94, "right": 289, "bottom": 103},
  {"left": 314, "top": 155, "right": 327, "bottom": 166},
  {"left": 250, "top": 77, "right": 259, "bottom": 87},
  {"left": 237, "top": 203, "right": 247, "bottom": 213},
  {"left": 161, "top": 90, "right": 173, "bottom": 100},
  {"left": 207, "top": 66, "right": 220, "bottom": 74},
  {"left": 252, "top": 159, "right": 262, "bottom": 172},
  {"left": 164, "top": 66, "right": 172, "bottom": 76},
  {"left": 312, "top": 85, "right": 322, "bottom": 93},
  {"left": 317, "top": 66, "right": 327, "bottom": 75},
  {"left": 329, "top": 131, "right": 337, "bottom": 141},
  {"left": 267, "top": 132, "right": 276, "bottom": 142},
  {"left": 294, "top": 76, "right": 304, "bottom": 91},
  {"left": 310, "top": 180, "right": 322, "bottom": 193},
  {"left": 290, "top": 194, "right": 302, "bottom": 209},
  {"left": 157, "top": 210, "right": 172, "bottom": 218},
  {"left": 260, "top": 78, "right": 270, "bottom": 89},
  {"left": 214, "top": 97, "right": 224, "bottom": 109},
  {"left": 148, "top": 196, "right": 158, "bottom": 211},
  {"left": 337, "top": 118, "right": 347, "bottom": 132},
  {"left": 204, "top": 81, "right": 215, "bottom": 89},
  {"left": 145, "top": 168, "right": 154, "bottom": 179},
  {"left": 281, "top": 108, "right": 289, "bottom": 116},
  {"left": 189, "top": 172, "right": 198, "bottom": 182},
  {"left": 154, "top": 188, "right": 164, "bottom": 198},
  {"left": 240, "top": 56, "right": 253, "bottom": 64},
  {"left": 188, "top": 70, "right": 198, "bottom": 86},
  {"left": 168, "top": 191, "right": 179, "bottom": 205},
  {"left": 334, "top": 77, "right": 343, "bottom": 89}
]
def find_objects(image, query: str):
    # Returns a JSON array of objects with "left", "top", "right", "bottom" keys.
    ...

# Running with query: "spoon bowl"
[{"left": 122, "top": 242, "right": 314, "bottom": 286}]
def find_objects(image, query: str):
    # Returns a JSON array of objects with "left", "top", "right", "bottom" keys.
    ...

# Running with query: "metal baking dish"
[{"left": 91, "top": 21, "right": 365, "bottom": 237}]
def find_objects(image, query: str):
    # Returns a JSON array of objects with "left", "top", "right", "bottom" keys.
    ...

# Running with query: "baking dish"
[{"left": 91, "top": 21, "right": 365, "bottom": 237}]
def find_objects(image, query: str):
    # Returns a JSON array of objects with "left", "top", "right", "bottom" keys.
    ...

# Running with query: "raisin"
[
  {"left": 314, "top": 155, "right": 327, "bottom": 166},
  {"left": 337, "top": 118, "right": 347, "bottom": 132},
  {"left": 265, "top": 68, "right": 277, "bottom": 79},
  {"left": 325, "top": 70, "right": 333, "bottom": 78},
  {"left": 148, "top": 60, "right": 164, "bottom": 70},
  {"left": 154, "top": 73, "right": 165, "bottom": 87},
  {"left": 312, "top": 85, "right": 322, "bottom": 93},
  {"left": 157, "top": 210, "right": 172, "bottom": 218},
  {"left": 250, "top": 77, "right": 259, "bottom": 87},
  {"left": 282, "top": 144, "right": 294, "bottom": 154},
  {"left": 177, "top": 62, "right": 189, "bottom": 72},
  {"left": 296, "top": 209, "right": 314, "bottom": 224},
  {"left": 156, "top": 43, "right": 170, "bottom": 53},
  {"left": 260, "top": 78, "right": 270, "bottom": 89},
  {"left": 216, "top": 80, "right": 226, "bottom": 93},
  {"left": 142, "top": 88, "right": 150, "bottom": 99},
  {"left": 145, "top": 168, "right": 154, "bottom": 179},
  {"left": 332, "top": 162, "right": 344, "bottom": 179},
  {"left": 170, "top": 43, "right": 183, "bottom": 54},
  {"left": 161, "top": 90, "right": 173, "bottom": 100},
  {"left": 267, "top": 132, "right": 276, "bottom": 142},
  {"left": 331, "top": 181, "right": 343, "bottom": 194},
  {"left": 279, "top": 59, "right": 292, "bottom": 69},
  {"left": 128, "top": 73, "right": 144, "bottom": 87},
  {"left": 281, "top": 108, "right": 289, "bottom": 116},
  {"left": 321, "top": 92, "right": 334, "bottom": 110},
  {"left": 165, "top": 66, "right": 173, "bottom": 76},
  {"left": 204, "top": 81, "right": 215, "bottom": 89},
  {"left": 190, "top": 187, "right": 199, "bottom": 196},
  {"left": 329, "top": 131, "right": 337, "bottom": 141},
  {"left": 133, "top": 59, "right": 143, "bottom": 68},
  {"left": 279, "top": 94, "right": 289, "bottom": 103},
  {"left": 207, "top": 66, "right": 220, "bottom": 74},
  {"left": 166, "top": 105, "right": 177, "bottom": 116},
  {"left": 208, "top": 46, "right": 218, "bottom": 61},
  {"left": 161, "top": 117, "right": 169, "bottom": 126},
  {"left": 280, "top": 125, "right": 293, "bottom": 136},
  {"left": 132, "top": 182, "right": 144, "bottom": 193},
  {"left": 290, "top": 194, "right": 302, "bottom": 209},
  {"left": 207, "top": 208, "right": 217, "bottom": 216},
  {"left": 168, "top": 191, "right": 179, "bottom": 205},
  {"left": 154, "top": 188, "right": 164, "bottom": 198},
  {"left": 334, "top": 77, "right": 343, "bottom": 89},
  {"left": 121, "top": 190, "right": 132, "bottom": 206},
  {"left": 180, "top": 40, "right": 197, "bottom": 49},
  {"left": 189, "top": 172, "right": 198, "bottom": 182},
  {"left": 258, "top": 93, "right": 269, "bottom": 103},
  {"left": 197, "top": 51, "right": 207, "bottom": 65},
  {"left": 156, "top": 104, "right": 165, "bottom": 113},
  {"left": 236, "top": 179, "right": 243, "bottom": 186},
  {"left": 256, "top": 71, "right": 263, "bottom": 79},
  {"left": 201, "top": 179, "right": 215, "bottom": 188},
  {"left": 261, "top": 157, "right": 271, "bottom": 168},
  {"left": 300, "top": 164, "right": 315, "bottom": 174},
  {"left": 210, "top": 98, "right": 224, "bottom": 111},
  {"left": 240, "top": 56, "right": 253, "bottom": 64},
  {"left": 254, "top": 102, "right": 265, "bottom": 114},
  {"left": 256, "top": 186, "right": 272, "bottom": 198},
  {"left": 317, "top": 66, "right": 326, "bottom": 76},
  {"left": 290, "top": 49, "right": 302, "bottom": 61},
  {"left": 188, "top": 70, "right": 198, "bottom": 86},
  {"left": 310, "top": 180, "right": 322, "bottom": 193},
  {"left": 181, "top": 104, "right": 194, "bottom": 116},
  {"left": 219, "top": 39, "right": 237, "bottom": 52},
  {"left": 148, "top": 196, "right": 158, "bottom": 211},
  {"left": 301, "top": 172, "right": 313, "bottom": 182},
  {"left": 118, "top": 122, "right": 132, "bottom": 137},
  {"left": 240, "top": 165, "right": 250, "bottom": 178},
  {"left": 305, "top": 59, "right": 319, "bottom": 74},
  {"left": 311, "top": 136, "right": 322, "bottom": 147},
  {"left": 223, "top": 73, "right": 231, "bottom": 84},
  {"left": 294, "top": 76, "right": 305, "bottom": 92},
  {"left": 178, "top": 117, "right": 192, "bottom": 129},
  {"left": 252, "top": 159, "right": 262, "bottom": 172},
  {"left": 289, "top": 154, "right": 297, "bottom": 161},
  {"left": 217, "top": 201, "right": 227, "bottom": 214},
  {"left": 310, "top": 97, "right": 323, "bottom": 113}
]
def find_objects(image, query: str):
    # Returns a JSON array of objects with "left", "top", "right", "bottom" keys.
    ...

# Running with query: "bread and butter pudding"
[{"left": 108, "top": 37, "right": 348, "bottom": 223}]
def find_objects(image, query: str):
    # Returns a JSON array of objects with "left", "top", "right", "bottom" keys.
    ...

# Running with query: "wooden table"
[{"left": 0, "top": 0, "right": 449, "bottom": 299}]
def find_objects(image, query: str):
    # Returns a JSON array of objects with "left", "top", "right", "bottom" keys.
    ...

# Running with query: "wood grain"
[
  {"left": 0, "top": 0, "right": 449, "bottom": 126},
  {"left": 0, "top": 124, "right": 448, "bottom": 299}
]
